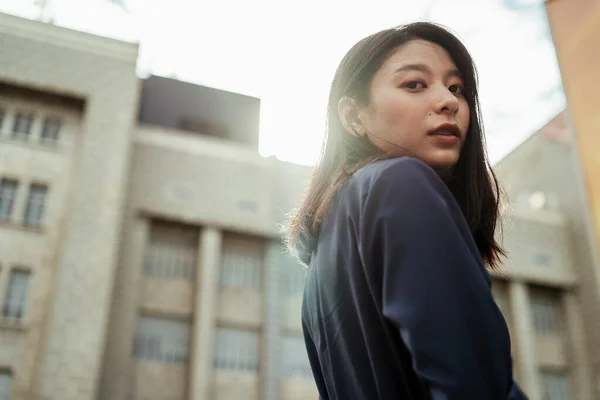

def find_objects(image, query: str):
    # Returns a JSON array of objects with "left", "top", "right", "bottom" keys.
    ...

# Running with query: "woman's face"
[{"left": 357, "top": 39, "right": 470, "bottom": 170}]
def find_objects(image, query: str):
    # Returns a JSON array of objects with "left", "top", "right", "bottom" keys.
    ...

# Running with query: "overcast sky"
[{"left": 0, "top": 0, "right": 566, "bottom": 165}]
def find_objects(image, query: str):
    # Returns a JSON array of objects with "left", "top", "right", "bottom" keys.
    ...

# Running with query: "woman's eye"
[
  {"left": 449, "top": 84, "right": 465, "bottom": 95},
  {"left": 404, "top": 81, "right": 426, "bottom": 90}
]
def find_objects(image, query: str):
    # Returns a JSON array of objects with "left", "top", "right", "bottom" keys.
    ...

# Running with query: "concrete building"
[
  {"left": 0, "top": 11, "right": 315, "bottom": 400},
  {"left": 0, "top": 10, "right": 599, "bottom": 400},
  {"left": 0, "top": 10, "right": 140, "bottom": 400},
  {"left": 493, "top": 111, "right": 600, "bottom": 400}
]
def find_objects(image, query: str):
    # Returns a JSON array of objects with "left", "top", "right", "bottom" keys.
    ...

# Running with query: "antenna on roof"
[{"left": 34, "top": 0, "right": 54, "bottom": 23}]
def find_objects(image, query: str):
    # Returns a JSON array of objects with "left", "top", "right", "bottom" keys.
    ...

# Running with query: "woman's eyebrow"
[
  {"left": 446, "top": 69, "right": 463, "bottom": 80},
  {"left": 394, "top": 63, "right": 431, "bottom": 75}
]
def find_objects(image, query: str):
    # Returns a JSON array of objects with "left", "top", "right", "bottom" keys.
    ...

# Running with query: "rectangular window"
[
  {"left": 2, "top": 270, "right": 31, "bottom": 321},
  {"left": 12, "top": 112, "right": 33, "bottom": 139},
  {"left": 23, "top": 184, "right": 48, "bottom": 227},
  {"left": 220, "top": 235, "right": 263, "bottom": 290},
  {"left": 531, "top": 299, "right": 558, "bottom": 334},
  {"left": 143, "top": 222, "right": 198, "bottom": 279},
  {"left": 541, "top": 371, "right": 569, "bottom": 400},
  {"left": 133, "top": 316, "right": 191, "bottom": 363},
  {"left": 280, "top": 334, "right": 312, "bottom": 378},
  {"left": 280, "top": 254, "right": 306, "bottom": 297},
  {"left": 0, "top": 179, "right": 18, "bottom": 221},
  {"left": 0, "top": 108, "right": 5, "bottom": 132},
  {"left": 40, "top": 117, "right": 61, "bottom": 143},
  {"left": 0, "top": 371, "right": 12, "bottom": 400},
  {"left": 533, "top": 252, "right": 554, "bottom": 267},
  {"left": 214, "top": 327, "right": 259, "bottom": 371}
]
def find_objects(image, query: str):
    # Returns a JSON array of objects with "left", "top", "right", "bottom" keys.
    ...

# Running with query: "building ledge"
[
  {"left": 507, "top": 205, "right": 567, "bottom": 226},
  {"left": 0, "top": 319, "right": 27, "bottom": 332},
  {"left": 0, "top": 12, "right": 138, "bottom": 63},
  {"left": 0, "top": 133, "right": 64, "bottom": 153},
  {"left": 136, "top": 124, "right": 275, "bottom": 167},
  {"left": 0, "top": 219, "right": 45, "bottom": 234},
  {"left": 491, "top": 267, "right": 578, "bottom": 288}
]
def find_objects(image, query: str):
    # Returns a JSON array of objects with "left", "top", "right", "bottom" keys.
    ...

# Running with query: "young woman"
[{"left": 285, "top": 22, "right": 528, "bottom": 399}]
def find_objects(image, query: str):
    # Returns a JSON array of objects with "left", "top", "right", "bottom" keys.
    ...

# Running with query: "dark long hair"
[{"left": 285, "top": 22, "right": 504, "bottom": 269}]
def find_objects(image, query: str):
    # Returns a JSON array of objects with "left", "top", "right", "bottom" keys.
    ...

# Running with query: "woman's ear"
[{"left": 338, "top": 97, "right": 367, "bottom": 138}]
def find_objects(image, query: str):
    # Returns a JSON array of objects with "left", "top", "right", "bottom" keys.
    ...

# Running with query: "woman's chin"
[{"left": 422, "top": 151, "right": 460, "bottom": 171}]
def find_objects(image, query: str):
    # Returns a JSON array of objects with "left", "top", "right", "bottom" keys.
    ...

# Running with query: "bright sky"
[{"left": 1, "top": 0, "right": 565, "bottom": 166}]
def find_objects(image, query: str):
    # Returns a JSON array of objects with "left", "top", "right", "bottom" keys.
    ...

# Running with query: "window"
[
  {"left": 280, "top": 334, "right": 311, "bottom": 378},
  {"left": 2, "top": 270, "right": 31, "bottom": 321},
  {"left": 23, "top": 184, "right": 48, "bottom": 227},
  {"left": 220, "top": 236, "right": 263, "bottom": 290},
  {"left": 133, "top": 316, "right": 191, "bottom": 363},
  {"left": 12, "top": 112, "right": 33, "bottom": 139},
  {"left": 280, "top": 257, "right": 306, "bottom": 297},
  {"left": 541, "top": 371, "right": 569, "bottom": 400},
  {"left": 40, "top": 117, "right": 61, "bottom": 143},
  {"left": 0, "top": 179, "right": 18, "bottom": 221},
  {"left": 492, "top": 294, "right": 505, "bottom": 315},
  {"left": 214, "top": 327, "right": 259, "bottom": 371},
  {"left": 0, "top": 371, "right": 12, "bottom": 400},
  {"left": 533, "top": 252, "right": 554, "bottom": 267},
  {"left": 0, "top": 108, "right": 5, "bottom": 131},
  {"left": 517, "top": 190, "right": 560, "bottom": 211},
  {"left": 143, "top": 222, "right": 198, "bottom": 279},
  {"left": 531, "top": 299, "right": 558, "bottom": 334}
]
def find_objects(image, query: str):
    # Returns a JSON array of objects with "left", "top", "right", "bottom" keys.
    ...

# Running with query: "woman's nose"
[{"left": 434, "top": 88, "right": 459, "bottom": 115}]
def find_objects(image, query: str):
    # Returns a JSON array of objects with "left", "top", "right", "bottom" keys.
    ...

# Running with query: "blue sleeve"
[{"left": 359, "top": 158, "right": 518, "bottom": 400}]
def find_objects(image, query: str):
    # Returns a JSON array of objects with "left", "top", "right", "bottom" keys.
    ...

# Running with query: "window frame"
[
  {"left": 11, "top": 111, "right": 34, "bottom": 140},
  {"left": 0, "top": 370, "right": 13, "bottom": 400},
  {"left": 0, "top": 179, "right": 18, "bottom": 221},
  {"left": 213, "top": 326, "right": 261, "bottom": 372},
  {"left": 219, "top": 236, "right": 265, "bottom": 291},
  {"left": 540, "top": 370, "right": 569, "bottom": 400},
  {"left": 2, "top": 268, "right": 32, "bottom": 323},
  {"left": 531, "top": 298, "right": 559, "bottom": 335},
  {"left": 133, "top": 314, "right": 192, "bottom": 364},
  {"left": 23, "top": 183, "right": 48, "bottom": 227},
  {"left": 40, "top": 116, "right": 62, "bottom": 144}
]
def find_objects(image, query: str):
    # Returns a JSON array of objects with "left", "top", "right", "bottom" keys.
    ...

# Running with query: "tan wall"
[
  {"left": 102, "top": 127, "right": 312, "bottom": 400},
  {"left": 214, "top": 371, "right": 259, "bottom": 400},
  {"left": 501, "top": 217, "right": 577, "bottom": 286},
  {"left": 217, "top": 288, "right": 262, "bottom": 327},
  {"left": 493, "top": 123, "right": 599, "bottom": 398},
  {"left": 536, "top": 336, "right": 566, "bottom": 369},
  {"left": 281, "top": 378, "right": 320, "bottom": 400},
  {"left": 547, "top": 0, "right": 600, "bottom": 393},
  {"left": 131, "top": 126, "right": 308, "bottom": 236},
  {"left": 141, "top": 278, "right": 195, "bottom": 317},
  {"left": 0, "top": 83, "right": 84, "bottom": 398},
  {"left": 135, "top": 362, "right": 188, "bottom": 400},
  {"left": 281, "top": 296, "right": 303, "bottom": 333}
]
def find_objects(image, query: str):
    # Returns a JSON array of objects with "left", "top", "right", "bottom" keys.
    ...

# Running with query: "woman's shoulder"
[
  {"left": 350, "top": 156, "right": 440, "bottom": 190},
  {"left": 326, "top": 156, "right": 447, "bottom": 227}
]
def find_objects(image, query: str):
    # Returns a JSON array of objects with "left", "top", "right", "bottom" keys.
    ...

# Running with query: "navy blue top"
[{"left": 301, "top": 157, "right": 527, "bottom": 400}]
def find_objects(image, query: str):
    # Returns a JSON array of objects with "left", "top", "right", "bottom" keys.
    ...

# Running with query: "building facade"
[
  {"left": 0, "top": 11, "right": 140, "bottom": 400},
  {"left": 493, "top": 112, "right": 600, "bottom": 400},
  {"left": 0, "top": 10, "right": 599, "bottom": 400}
]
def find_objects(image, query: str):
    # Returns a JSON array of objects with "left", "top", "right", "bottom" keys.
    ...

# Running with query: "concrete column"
[
  {"left": 98, "top": 215, "right": 149, "bottom": 400},
  {"left": 509, "top": 281, "right": 540, "bottom": 400},
  {"left": 563, "top": 292, "right": 594, "bottom": 400},
  {"left": 261, "top": 241, "right": 283, "bottom": 400},
  {"left": 189, "top": 227, "right": 221, "bottom": 400}
]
